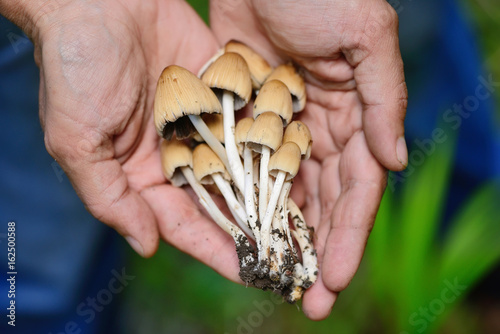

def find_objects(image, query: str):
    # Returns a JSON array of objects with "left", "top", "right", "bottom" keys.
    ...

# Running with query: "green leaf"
[
  {"left": 397, "top": 128, "right": 456, "bottom": 315},
  {"left": 439, "top": 180, "right": 500, "bottom": 286}
]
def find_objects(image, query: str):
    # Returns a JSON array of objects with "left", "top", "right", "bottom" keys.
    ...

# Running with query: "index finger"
[{"left": 342, "top": 1, "right": 408, "bottom": 171}]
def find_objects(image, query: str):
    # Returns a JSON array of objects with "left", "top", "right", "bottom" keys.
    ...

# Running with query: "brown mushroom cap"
[
  {"left": 201, "top": 52, "right": 252, "bottom": 110},
  {"left": 283, "top": 120, "right": 312, "bottom": 160},
  {"left": 192, "top": 143, "right": 228, "bottom": 184},
  {"left": 246, "top": 112, "right": 283, "bottom": 154},
  {"left": 192, "top": 114, "right": 224, "bottom": 143},
  {"left": 268, "top": 141, "right": 301, "bottom": 181},
  {"left": 225, "top": 40, "right": 273, "bottom": 89},
  {"left": 253, "top": 80, "right": 293, "bottom": 126},
  {"left": 265, "top": 63, "right": 306, "bottom": 113},
  {"left": 235, "top": 117, "right": 254, "bottom": 155},
  {"left": 154, "top": 65, "right": 222, "bottom": 139},
  {"left": 160, "top": 139, "right": 193, "bottom": 186}
]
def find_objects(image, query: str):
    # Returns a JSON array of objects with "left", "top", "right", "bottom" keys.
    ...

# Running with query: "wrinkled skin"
[
  {"left": 211, "top": 0, "right": 408, "bottom": 320},
  {"left": 20, "top": 0, "right": 245, "bottom": 287},
  {"left": 2, "top": 0, "right": 407, "bottom": 321}
]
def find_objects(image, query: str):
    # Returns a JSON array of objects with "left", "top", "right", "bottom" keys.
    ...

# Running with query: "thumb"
[{"left": 45, "top": 127, "right": 159, "bottom": 257}]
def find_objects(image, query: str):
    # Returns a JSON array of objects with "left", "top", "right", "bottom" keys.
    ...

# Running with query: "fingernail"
[
  {"left": 126, "top": 236, "right": 144, "bottom": 257},
  {"left": 396, "top": 136, "right": 408, "bottom": 167}
]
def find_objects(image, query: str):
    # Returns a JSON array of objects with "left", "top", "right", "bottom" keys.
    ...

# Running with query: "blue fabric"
[
  {"left": 0, "top": 17, "right": 125, "bottom": 334},
  {"left": 396, "top": 0, "right": 500, "bottom": 220}
]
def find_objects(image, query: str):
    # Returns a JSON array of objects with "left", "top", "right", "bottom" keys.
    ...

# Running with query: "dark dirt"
[{"left": 235, "top": 235, "right": 258, "bottom": 284}]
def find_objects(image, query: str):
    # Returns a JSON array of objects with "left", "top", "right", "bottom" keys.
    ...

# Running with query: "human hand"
[
  {"left": 0, "top": 0, "right": 257, "bottom": 280},
  {"left": 210, "top": 0, "right": 408, "bottom": 319}
]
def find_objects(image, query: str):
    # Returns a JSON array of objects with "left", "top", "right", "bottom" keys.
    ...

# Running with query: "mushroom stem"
[
  {"left": 288, "top": 199, "right": 318, "bottom": 289},
  {"left": 212, "top": 173, "right": 254, "bottom": 240},
  {"left": 222, "top": 90, "right": 245, "bottom": 192},
  {"left": 286, "top": 264, "right": 305, "bottom": 303},
  {"left": 187, "top": 114, "right": 231, "bottom": 176},
  {"left": 258, "top": 146, "right": 271, "bottom": 221},
  {"left": 181, "top": 166, "right": 256, "bottom": 273},
  {"left": 277, "top": 180, "right": 298, "bottom": 258},
  {"left": 259, "top": 170, "right": 286, "bottom": 273},
  {"left": 269, "top": 211, "right": 284, "bottom": 282},
  {"left": 243, "top": 146, "right": 261, "bottom": 244}
]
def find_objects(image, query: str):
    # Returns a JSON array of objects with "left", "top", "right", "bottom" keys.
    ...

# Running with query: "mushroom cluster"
[{"left": 153, "top": 41, "right": 318, "bottom": 302}]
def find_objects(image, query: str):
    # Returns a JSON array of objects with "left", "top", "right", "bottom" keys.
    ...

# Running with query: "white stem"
[
  {"left": 288, "top": 199, "right": 318, "bottom": 288},
  {"left": 269, "top": 210, "right": 283, "bottom": 281},
  {"left": 287, "top": 263, "right": 305, "bottom": 303},
  {"left": 259, "top": 171, "right": 286, "bottom": 265},
  {"left": 222, "top": 91, "right": 245, "bottom": 192},
  {"left": 253, "top": 156, "right": 260, "bottom": 192},
  {"left": 182, "top": 167, "right": 232, "bottom": 236},
  {"left": 188, "top": 114, "right": 230, "bottom": 171},
  {"left": 212, "top": 173, "right": 254, "bottom": 240},
  {"left": 258, "top": 146, "right": 270, "bottom": 221},
  {"left": 244, "top": 147, "right": 260, "bottom": 243},
  {"left": 278, "top": 180, "right": 297, "bottom": 257},
  {"left": 181, "top": 167, "right": 254, "bottom": 268}
]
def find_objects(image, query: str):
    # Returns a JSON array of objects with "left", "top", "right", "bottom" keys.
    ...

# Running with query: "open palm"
[
  {"left": 37, "top": 0, "right": 247, "bottom": 278},
  {"left": 211, "top": 0, "right": 408, "bottom": 320}
]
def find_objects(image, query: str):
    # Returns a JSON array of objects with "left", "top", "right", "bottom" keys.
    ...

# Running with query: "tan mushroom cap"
[
  {"left": 253, "top": 80, "right": 293, "bottom": 126},
  {"left": 201, "top": 52, "right": 252, "bottom": 110},
  {"left": 268, "top": 141, "right": 301, "bottom": 181},
  {"left": 235, "top": 117, "right": 254, "bottom": 155},
  {"left": 225, "top": 40, "right": 273, "bottom": 89},
  {"left": 246, "top": 112, "right": 283, "bottom": 153},
  {"left": 192, "top": 143, "right": 228, "bottom": 184},
  {"left": 192, "top": 114, "right": 224, "bottom": 143},
  {"left": 154, "top": 65, "right": 222, "bottom": 139},
  {"left": 160, "top": 139, "right": 192, "bottom": 186},
  {"left": 265, "top": 63, "right": 306, "bottom": 113},
  {"left": 283, "top": 121, "right": 312, "bottom": 160}
]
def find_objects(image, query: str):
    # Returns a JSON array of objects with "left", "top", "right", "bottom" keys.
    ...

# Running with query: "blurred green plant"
[{"left": 368, "top": 128, "right": 500, "bottom": 333}]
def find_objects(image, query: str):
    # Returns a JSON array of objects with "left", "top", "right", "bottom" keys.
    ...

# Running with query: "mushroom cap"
[
  {"left": 253, "top": 80, "right": 293, "bottom": 126},
  {"left": 192, "top": 143, "right": 228, "bottom": 184},
  {"left": 160, "top": 139, "right": 192, "bottom": 187},
  {"left": 197, "top": 47, "right": 225, "bottom": 77},
  {"left": 154, "top": 65, "right": 222, "bottom": 139},
  {"left": 201, "top": 52, "right": 252, "bottom": 110},
  {"left": 192, "top": 114, "right": 224, "bottom": 143},
  {"left": 265, "top": 63, "right": 306, "bottom": 113},
  {"left": 283, "top": 120, "right": 312, "bottom": 160},
  {"left": 268, "top": 141, "right": 301, "bottom": 181},
  {"left": 235, "top": 117, "right": 254, "bottom": 154},
  {"left": 225, "top": 40, "right": 273, "bottom": 89},
  {"left": 246, "top": 111, "right": 283, "bottom": 153}
]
